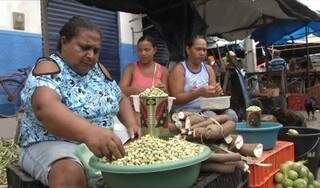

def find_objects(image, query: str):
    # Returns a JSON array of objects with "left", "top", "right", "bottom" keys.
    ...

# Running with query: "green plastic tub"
[
  {"left": 235, "top": 122, "right": 283, "bottom": 150},
  {"left": 89, "top": 145, "right": 211, "bottom": 188}
]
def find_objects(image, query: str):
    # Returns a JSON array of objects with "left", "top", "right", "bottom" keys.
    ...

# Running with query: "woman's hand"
[
  {"left": 127, "top": 123, "right": 141, "bottom": 139},
  {"left": 197, "top": 85, "right": 215, "bottom": 97},
  {"left": 197, "top": 83, "right": 223, "bottom": 97},
  {"left": 154, "top": 82, "right": 167, "bottom": 92},
  {"left": 212, "top": 83, "right": 224, "bottom": 96},
  {"left": 84, "top": 126, "right": 125, "bottom": 160}
]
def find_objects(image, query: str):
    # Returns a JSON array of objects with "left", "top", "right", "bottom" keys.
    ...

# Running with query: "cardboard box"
[{"left": 262, "top": 88, "right": 280, "bottom": 97}]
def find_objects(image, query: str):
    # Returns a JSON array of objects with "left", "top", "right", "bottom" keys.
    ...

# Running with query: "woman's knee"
[
  {"left": 224, "top": 109, "right": 238, "bottom": 122},
  {"left": 48, "top": 159, "right": 86, "bottom": 188}
]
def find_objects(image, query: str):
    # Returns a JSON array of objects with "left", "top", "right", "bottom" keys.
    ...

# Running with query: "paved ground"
[
  {"left": 0, "top": 117, "right": 17, "bottom": 139},
  {"left": 303, "top": 110, "right": 320, "bottom": 129}
]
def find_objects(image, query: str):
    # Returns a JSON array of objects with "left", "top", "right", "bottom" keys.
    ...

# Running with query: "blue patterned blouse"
[{"left": 18, "top": 53, "right": 121, "bottom": 147}]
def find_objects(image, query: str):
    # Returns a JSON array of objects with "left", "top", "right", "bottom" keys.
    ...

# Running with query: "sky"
[{"left": 298, "top": 0, "right": 320, "bottom": 12}]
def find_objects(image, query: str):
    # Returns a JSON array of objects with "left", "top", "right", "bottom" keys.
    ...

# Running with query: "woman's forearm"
[
  {"left": 121, "top": 86, "right": 144, "bottom": 96},
  {"left": 173, "top": 88, "right": 201, "bottom": 105},
  {"left": 117, "top": 95, "right": 138, "bottom": 128}
]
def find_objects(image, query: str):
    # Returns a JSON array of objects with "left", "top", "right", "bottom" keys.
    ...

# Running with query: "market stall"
[
  {"left": 5, "top": 87, "right": 320, "bottom": 188},
  {"left": 3, "top": 1, "right": 320, "bottom": 188}
]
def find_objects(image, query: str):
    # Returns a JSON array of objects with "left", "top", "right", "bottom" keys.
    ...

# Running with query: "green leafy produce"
[
  {"left": 312, "top": 180, "right": 320, "bottom": 188},
  {"left": 275, "top": 172, "right": 284, "bottom": 183},
  {"left": 275, "top": 161, "right": 316, "bottom": 188},
  {"left": 291, "top": 162, "right": 302, "bottom": 172},
  {"left": 299, "top": 166, "right": 309, "bottom": 178},
  {"left": 308, "top": 171, "right": 315, "bottom": 182},
  {"left": 308, "top": 184, "right": 315, "bottom": 188},
  {"left": 282, "top": 178, "right": 293, "bottom": 187},
  {"left": 293, "top": 178, "right": 307, "bottom": 188},
  {"left": 276, "top": 184, "right": 284, "bottom": 188},
  {"left": 288, "top": 170, "right": 299, "bottom": 180},
  {"left": 304, "top": 177, "right": 309, "bottom": 185},
  {"left": 280, "top": 161, "right": 292, "bottom": 176},
  {"left": 0, "top": 139, "right": 19, "bottom": 185}
]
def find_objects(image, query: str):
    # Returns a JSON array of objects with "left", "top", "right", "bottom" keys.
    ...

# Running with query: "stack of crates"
[{"left": 248, "top": 141, "right": 294, "bottom": 188}]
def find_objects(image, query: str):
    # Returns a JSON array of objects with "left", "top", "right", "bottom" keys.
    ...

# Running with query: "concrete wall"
[
  {"left": 0, "top": 1, "right": 42, "bottom": 116},
  {"left": 118, "top": 12, "right": 143, "bottom": 75},
  {"left": 0, "top": 1, "right": 41, "bottom": 33},
  {"left": 0, "top": 0, "right": 42, "bottom": 72},
  {"left": 0, "top": 3, "right": 143, "bottom": 115},
  {"left": 0, "top": 30, "right": 42, "bottom": 74}
]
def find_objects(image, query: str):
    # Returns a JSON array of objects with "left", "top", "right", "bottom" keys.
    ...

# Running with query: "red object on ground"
[
  {"left": 287, "top": 93, "right": 306, "bottom": 110},
  {"left": 248, "top": 141, "right": 294, "bottom": 188}
]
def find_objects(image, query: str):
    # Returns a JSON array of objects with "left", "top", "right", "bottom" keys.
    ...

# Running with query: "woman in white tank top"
[{"left": 168, "top": 35, "right": 238, "bottom": 122}]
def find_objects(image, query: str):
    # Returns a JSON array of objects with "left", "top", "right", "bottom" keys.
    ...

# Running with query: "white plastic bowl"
[{"left": 200, "top": 96, "right": 231, "bottom": 110}]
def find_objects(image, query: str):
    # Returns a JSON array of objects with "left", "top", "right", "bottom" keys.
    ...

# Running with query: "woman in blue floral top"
[{"left": 17, "top": 16, "right": 141, "bottom": 187}]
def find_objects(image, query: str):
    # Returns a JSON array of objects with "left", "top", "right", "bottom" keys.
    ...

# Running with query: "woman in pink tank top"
[{"left": 120, "top": 35, "right": 168, "bottom": 96}]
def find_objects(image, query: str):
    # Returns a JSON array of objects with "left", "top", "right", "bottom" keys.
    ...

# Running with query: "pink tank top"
[{"left": 131, "top": 62, "right": 163, "bottom": 88}]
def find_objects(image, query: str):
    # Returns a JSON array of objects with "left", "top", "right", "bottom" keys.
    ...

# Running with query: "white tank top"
[{"left": 174, "top": 61, "right": 209, "bottom": 111}]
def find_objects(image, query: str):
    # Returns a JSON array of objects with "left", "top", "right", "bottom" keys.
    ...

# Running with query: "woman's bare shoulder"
[
  {"left": 98, "top": 63, "right": 113, "bottom": 80},
  {"left": 33, "top": 58, "right": 60, "bottom": 76},
  {"left": 171, "top": 62, "right": 184, "bottom": 74}
]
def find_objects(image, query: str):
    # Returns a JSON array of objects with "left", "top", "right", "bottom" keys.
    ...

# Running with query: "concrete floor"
[
  {"left": 303, "top": 110, "right": 320, "bottom": 129},
  {"left": 0, "top": 117, "right": 17, "bottom": 139}
]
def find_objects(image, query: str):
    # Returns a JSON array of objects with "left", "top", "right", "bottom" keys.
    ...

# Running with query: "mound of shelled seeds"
[
  {"left": 0, "top": 139, "right": 19, "bottom": 185},
  {"left": 105, "top": 135, "right": 204, "bottom": 166},
  {"left": 138, "top": 87, "right": 168, "bottom": 97}
]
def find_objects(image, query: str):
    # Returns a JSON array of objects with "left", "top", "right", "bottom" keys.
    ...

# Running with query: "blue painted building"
[
  {"left": 0, "top": 30, "right": 42, "bottom": 116},
  {"left": 0, "top": 0, "right": 146, "bottom": 116},
  {"left": 0, "top": 30, "right": 42, "bottom": 74}
]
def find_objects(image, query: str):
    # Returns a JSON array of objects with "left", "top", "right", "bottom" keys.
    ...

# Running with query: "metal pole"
[
  {"left": 131, "top": 27, "right": 135, "bottom": 54},
  {"left": 41, "top": 0, "right": 49, "bottom": 56},
  {"left": 306, "top": 25, "right": 310, "bottom": 88},
  {"left": 216, "top": 43, "right": 222, "bottom": 61}
]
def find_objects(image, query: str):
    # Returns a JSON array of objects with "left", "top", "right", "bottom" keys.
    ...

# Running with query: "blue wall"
[
  {"left": 119, "top": 43, "right": 137, "bottom": 76},
  {"left": 0, "top": 30, "right": 42, "bottom": 115},
  {"left": 0, "top": 30, "right": 42, "bottom": 73}
]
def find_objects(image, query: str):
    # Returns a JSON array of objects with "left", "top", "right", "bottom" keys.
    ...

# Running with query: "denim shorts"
[{"left": 19, "top": 141, "right": 82, "bottom": 185}]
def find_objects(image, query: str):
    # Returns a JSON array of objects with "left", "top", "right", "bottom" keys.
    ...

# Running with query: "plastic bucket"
[
  {"left": 278, "top": 127, "right": 320, "bottom": 177},
  {"left": 235, "top": 122, "right": 282, "bottom": 150}
]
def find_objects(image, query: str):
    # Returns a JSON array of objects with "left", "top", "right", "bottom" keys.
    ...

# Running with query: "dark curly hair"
[
  {"left": 57, "top": 16, "right": 102, "bottom": 52},
  {"left": 186, "top": 35, "right": 206, "bottom": 48},
  {"left": 137, "top": 35, "right": 156, "bottom": 47}
]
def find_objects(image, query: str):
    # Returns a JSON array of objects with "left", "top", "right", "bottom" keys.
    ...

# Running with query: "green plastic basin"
[{"left": 89, "top": 145, "right": 211, "bottom": 188}]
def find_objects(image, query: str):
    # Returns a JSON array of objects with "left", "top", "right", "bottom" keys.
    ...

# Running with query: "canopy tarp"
[
  {"left": 251, "top": 20, "right": 320, "bottom": 46},
  {"left": 195, "top": 0, "right": 319, "bottom": 40},
  {"left": 76, "top": 0, "right": 320, "bottom": 61}
]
